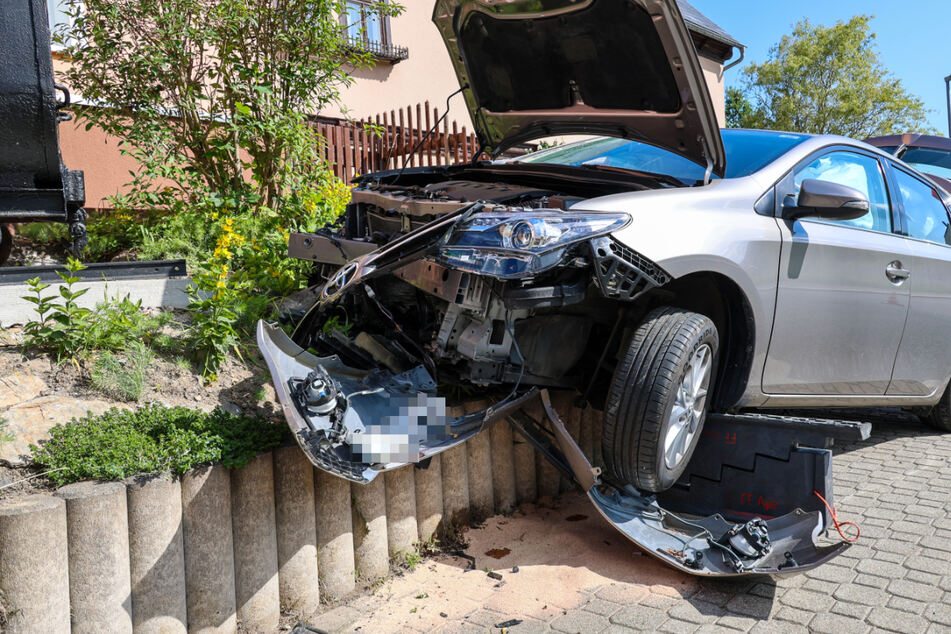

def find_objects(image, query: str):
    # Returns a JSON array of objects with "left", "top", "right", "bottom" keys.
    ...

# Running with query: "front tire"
[
  {"left": 602, "top": 307, "right": 719, "bottom": 493},
  {"left": 923, "top": 383, "right": 951, "bottom": 432}
]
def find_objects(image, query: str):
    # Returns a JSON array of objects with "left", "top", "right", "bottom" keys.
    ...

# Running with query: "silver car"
[{"left": 262, "top": 0, "right": 951, "bottom": 505}]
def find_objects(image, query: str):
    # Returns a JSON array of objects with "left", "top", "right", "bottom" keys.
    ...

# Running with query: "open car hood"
[{"left": 432, "top": 0, "right": 726, "bottom": 176}]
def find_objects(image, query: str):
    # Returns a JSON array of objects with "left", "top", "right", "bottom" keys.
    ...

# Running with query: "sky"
[{"left": 689, "top": 0, "right": 951, "bottom": 135}]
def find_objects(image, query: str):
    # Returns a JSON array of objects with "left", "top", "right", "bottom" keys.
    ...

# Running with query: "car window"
[
  {"left": 897, "top": 147, "right": 951, "bottom": 179},
  {"left": 893, "top": 168, "right": 951, "bottom": 246},
  {"left": 516, "top": 130, "right": 810, "bottom": 184},
  {"left": 791, "top": 151, "right": 891, "bottom": 233}
]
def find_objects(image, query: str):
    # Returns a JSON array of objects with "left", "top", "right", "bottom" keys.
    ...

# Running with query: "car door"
[
  {"left": 763, "top": 148, "right": 913, "bottom": 396},
  {"left": 886, "top": 164, "right": 951, "bottom": 396}
]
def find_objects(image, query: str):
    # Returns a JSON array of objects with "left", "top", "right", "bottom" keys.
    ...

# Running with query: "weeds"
[
  {"left": 0, "top": 418, "right": 13, "bottom": 446},
  {"left": 22, "top": 258, "right": 93, "bottom": 360},
  {"left": 31, "top": 404, "right": 287, "bottom": 486},
  {"left": 21, "top": 258, "right": 180, "bottom": 360},
  {"left": 90, "top": 343, "right": 153, "bottom": 401}
]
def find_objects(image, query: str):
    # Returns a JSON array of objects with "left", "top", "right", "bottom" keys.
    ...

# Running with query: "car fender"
[{"left": 574, "top": 179, "right": 782, "bottom": 407}]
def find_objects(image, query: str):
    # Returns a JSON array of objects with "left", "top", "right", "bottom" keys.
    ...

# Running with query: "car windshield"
[
  {"left": 516, "top": 129, "right": 810, "bottom": 184},
  {"left": 898, "top": 147, "right": 951, "bottom": 179}
]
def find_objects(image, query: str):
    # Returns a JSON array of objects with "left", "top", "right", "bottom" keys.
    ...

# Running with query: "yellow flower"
[
  {"left": 210, "top": 211, "right": 219, "bottom": 220},
  {"left": 216, "top": 279, "right": 226, "bottom": 289}
]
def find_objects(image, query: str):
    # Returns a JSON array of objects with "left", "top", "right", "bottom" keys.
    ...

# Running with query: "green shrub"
[
  {"left": 90, "top": 344, "right": 153, "bottom": 402},
  {"left": 31, "top": 404, "right": 288, "bottom": 486}
]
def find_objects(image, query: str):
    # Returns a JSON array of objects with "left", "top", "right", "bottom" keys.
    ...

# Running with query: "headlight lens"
[{"left": 438, "top": 210, "right": 630, "bottom": 278}]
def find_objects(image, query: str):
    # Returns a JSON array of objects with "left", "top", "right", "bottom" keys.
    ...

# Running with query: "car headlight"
[{"left": 438, "top": 210, "right": 630, "bottom": 278}]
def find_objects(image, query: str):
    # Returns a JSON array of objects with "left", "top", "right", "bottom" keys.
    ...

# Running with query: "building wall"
[
  {"left": 700, "top": 55, "right": 727, "bottom": 127},
  {"left": 322, "top": 6, "right": 469, "bottom": 126}
]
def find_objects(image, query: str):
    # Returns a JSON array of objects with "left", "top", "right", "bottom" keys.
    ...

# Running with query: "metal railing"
[{"left": 346, "top": 36, "right": 408, "bottom": 62}]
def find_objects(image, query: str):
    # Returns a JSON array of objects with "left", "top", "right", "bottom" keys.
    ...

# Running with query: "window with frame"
[
  {"left": 342, "top": 1, "right": 386, "bottom": 47},
  {"left": 893, "top": 168, "right": 951, "bottom": 246},
  {"left": 340, "top": 1, "right": 406, "bottom": 61},
  {"left": 47, "top": 0, "right": 80, "bottom": 50},
  {"left": 788, "top": 151, "right": 892, "bottom": 233}
]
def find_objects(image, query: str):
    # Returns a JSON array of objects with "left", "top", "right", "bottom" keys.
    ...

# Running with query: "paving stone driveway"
[{"left": 306, "top": 412, "right": 951, "bottom": 633}]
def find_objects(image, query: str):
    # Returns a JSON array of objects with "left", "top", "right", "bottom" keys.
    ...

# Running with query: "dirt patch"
[
  {"left": 0, "top": 464, "right": 55, "bottom": 499},
  {"left": 301, "top": 493, "right": 696, "bottom": 633},
  {"left": 6, "top": 233, "right": 67, "bottom": 267},
  {"left": 0, "top": 315, "right": 283, "bottom": 494},
  {"left": 0, "top": 321, "right": 279, "bottom": 421}
]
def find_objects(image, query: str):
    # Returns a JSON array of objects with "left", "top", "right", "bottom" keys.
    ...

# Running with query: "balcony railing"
[{"left": 346, "top": 36, "right": 408, "bottom": 62}]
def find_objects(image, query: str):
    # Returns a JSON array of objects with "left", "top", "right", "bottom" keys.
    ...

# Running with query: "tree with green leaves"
[
  {"left": 56, "top": 0, "right": 401, "bottom": 377},
  {"left": 58, "top": 0, "right": 399, "bottom": 214},
  {"left": 726, "top": 15, "right": 932, "bottom": 137}
]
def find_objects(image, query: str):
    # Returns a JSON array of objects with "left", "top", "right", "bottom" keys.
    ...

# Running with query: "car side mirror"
[{"left": 782, "top": 179, "right": 870, "bottom": 222}]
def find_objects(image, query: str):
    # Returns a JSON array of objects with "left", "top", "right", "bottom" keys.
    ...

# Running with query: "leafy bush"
[
  {"left": 90, "top": 344, "right": 153, "bottom": 402},
  {"left": 21, "top": 258, "right": 179, "bottom": 359},
  {"left": 53, "top": 0, "right": 374, "bottom": 379},
  {"left": 31, "top": 404, "right": 288, "bottom": 486}
]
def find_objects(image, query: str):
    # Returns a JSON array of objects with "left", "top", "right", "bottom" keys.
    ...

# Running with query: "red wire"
[{"left": 814, "top": 490, "right": 861, "bottom": 543}]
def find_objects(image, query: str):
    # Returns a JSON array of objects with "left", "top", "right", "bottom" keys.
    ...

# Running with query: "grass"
[
  {"left": 31, "top": 404, "right": 288, "bottom": 486},
  {"left": 90, "top": 343, "right": 153, "bottom": 402},
  {"left": 0, "top": 418, "right": 12, "bottom": 446}
]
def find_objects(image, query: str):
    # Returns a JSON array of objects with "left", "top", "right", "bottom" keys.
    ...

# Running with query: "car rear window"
[{"left": 518, "top": 129, "right": 809, "bottom": 184}]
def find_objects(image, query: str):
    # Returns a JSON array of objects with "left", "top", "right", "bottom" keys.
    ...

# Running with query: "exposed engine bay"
[{"left": 289, "top": 170, "right": 669, "bottom": 398}]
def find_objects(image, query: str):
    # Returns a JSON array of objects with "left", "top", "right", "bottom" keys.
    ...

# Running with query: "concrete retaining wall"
[{"left": 0, "top": 398, "right": 598, "bottom": 632}]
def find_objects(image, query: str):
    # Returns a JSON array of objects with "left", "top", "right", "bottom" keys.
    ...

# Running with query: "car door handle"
[{"left": 886, "top": 261, "right": 910, "bottom": 283}]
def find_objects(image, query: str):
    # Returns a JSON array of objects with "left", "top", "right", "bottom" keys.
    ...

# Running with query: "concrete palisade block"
[
  {"left": 182, "top": 465, "right": 237, "bottom": 633},
  {"left": 465, "top": 400, "right": 494, "bottom": 520},
  {"left": 315, "top": 470, "right": 356, "bottom": 599},
  {"left": 512, "top": 426, "right": 538, "bottom": 505},
  {"left": 351, "top": 477, "right": 389, "bottom": 580},
  {"left": 231, "top": 453, "right": 281, "bottom": 632},
  {"left": 489, "top": 420, "right": 517, "bottom": 513},
  {"left": 0, "top": 495, "right": 70, "bottom": 633},
  {"left": 58, "top": 481, "right": 133, "bottom": 634},
  {"left": 272, "top": 445, "right": 320, "bottom": 613},
  {"left": 414, "top": 454, "right": 443, "bottom": 543},
  {"left": 384, "top": 466, "right": 418, "bottom": 560},
  {"left": 126, "top": 474, "right": 187, "bottom": 633}
]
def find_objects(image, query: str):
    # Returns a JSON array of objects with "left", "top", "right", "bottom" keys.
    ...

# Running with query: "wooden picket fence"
[{"left": 314, "top": 101, "right": 485, "bottom": 181}]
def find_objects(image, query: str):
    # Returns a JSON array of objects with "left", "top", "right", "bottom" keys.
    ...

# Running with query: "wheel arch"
[{"left": 654, "top": 271, "right": 756, "bottom": 411}]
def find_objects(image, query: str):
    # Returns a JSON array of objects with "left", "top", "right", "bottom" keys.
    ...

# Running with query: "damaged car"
[{"left": 259, "top": 0, "right": 951, "bottom": 575}]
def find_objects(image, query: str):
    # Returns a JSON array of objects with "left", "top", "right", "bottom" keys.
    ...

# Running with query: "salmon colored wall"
[
  {"left": 321, "top": 4, "right": 471, "bottom": 127},
  {"left": 58, "top": 120, "right": 141, "bottom": 212}
]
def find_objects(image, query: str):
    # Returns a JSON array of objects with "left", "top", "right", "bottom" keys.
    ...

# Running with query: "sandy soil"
[{"left": 303, "top": 492, "right": 698, "bottom": 633}]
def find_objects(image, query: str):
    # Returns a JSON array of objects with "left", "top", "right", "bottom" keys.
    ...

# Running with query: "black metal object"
[
  {"left": 589, "top": 236, "right": 671, "bottom": 301},
  {"left": 506, "top": 394, "right": 857, "bottom": 577},
  {"left": 0, "top": 259, "right": 187, "bottom": 285},
  {"left": 657, "top": 412, "right": 870, "bottom": 529},
  {"left": 0, "top": 0, "right": 87, "bottom": 260}
]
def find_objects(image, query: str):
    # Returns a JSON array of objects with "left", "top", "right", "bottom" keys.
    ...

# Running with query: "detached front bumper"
[{"left": 257, "top": 320, "right": 528, "bottom": 483}]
